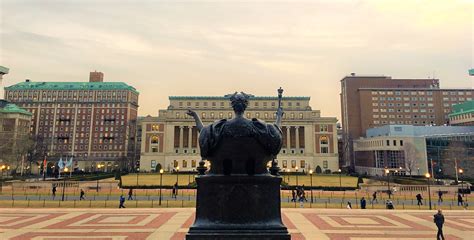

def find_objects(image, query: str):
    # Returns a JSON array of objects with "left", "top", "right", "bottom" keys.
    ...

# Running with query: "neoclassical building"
[{"left": 140, "top": 95, "right": 338, "bottom": 173}]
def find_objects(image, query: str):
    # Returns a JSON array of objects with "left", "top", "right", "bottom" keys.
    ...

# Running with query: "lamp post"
[
  {"left": 385, "top": 168, "right": 391, "bottom": 199},
  {"left": 309, "top": 169, "right": 313, "bottom": 203},
  {"left": 425, "top": 173, "right": 432, "bottom": 210},
  {"left": 459, "top": 169, "right": 464, "bottom": 196},
  {"left": 136, "top": 168, "right": 140, "bottom": 187},
  {"left": 0, "top": 164, "right": 5, "bottom": 194},
  {"left": 176, "top": 166, "right": 180, "bottom": 185},
  {"left": 286, "top": 168, "right": 290, "bottom": 184},
  {"left": 61, "top": 167, "right": 69, "bottom": 201},
  {"left": 159, "top": 169, "right": 164, "bottom": 206},
  {"left": 295, "top": 166, "right": 299, "bottom": 186},
  {"left": 338, "top": 168, "right": 342, "bottom": 189},
  {"left": 96, "top": 164, "right": 103, "bottom": 193}
]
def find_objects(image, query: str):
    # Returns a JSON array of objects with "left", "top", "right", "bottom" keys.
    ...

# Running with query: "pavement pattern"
[{"left": 0, "top": 208, "right": 472, "bottom": 239}]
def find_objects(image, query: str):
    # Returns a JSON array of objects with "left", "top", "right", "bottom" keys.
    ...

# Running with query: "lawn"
[{"left": 120, "top": 173, "right": 359, "bottom": 188}]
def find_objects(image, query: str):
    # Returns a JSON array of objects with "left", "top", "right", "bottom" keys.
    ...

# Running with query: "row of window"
[
  {"left": 373, "top": 120, "right": 435, "bottom": 125},
  {"left": 177, "top": 101, "right": 302, "bottom": 108},
  {"left": 373, "top": 114, "right": 436, "bottom": 119},
  {"left": 371, "top": 91, "right": 472, "bottom": 96},
  {"left": 173, "top": 111, "right": 306, "bottom": 120}
]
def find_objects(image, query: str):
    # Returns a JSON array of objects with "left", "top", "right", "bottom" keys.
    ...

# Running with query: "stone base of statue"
[{"left": 186, "top": 175, "right": 290, "bottom": 240}]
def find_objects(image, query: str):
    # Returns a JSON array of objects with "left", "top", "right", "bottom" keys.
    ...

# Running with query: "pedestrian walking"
[
  {"left": 80, "top": 189, "right": 85, "bottom": 200},
  {"left": 438, "top": 190, "right": 443, "bottom": 203},
  {"left": 128, "top": 188, "right": 133, "bottom": 200},
  {"left": 433, "top": 209, "right": 445, "bottom": 240},
  {"left": 360, "top": 197, "right": 367, "bottom": 209},
  {"left": 416, "top": 193, "right": 423, "bottom": 206},
  {"left": 299, "top": 186, "right": 308, "bottom": 202},
  {"left": 457, "top": 193, "right": 464, "bottom": 206},
  {"left": 291, "top": 189, "right": 296, "bottom": 202},
  {"left": 172, "top": 182, "right": 178, "bottom": 198},
  {"left": 346, "top": 201, "right": 352, "bottom": 209},
  {"left": 52, "top": 186, "right": 57, "bottom": 199},
  {"left": 119, "top": 195, "right": 126, "bottom": 208},
  {"left": 372, "top": 191, "right": 378, "bottom": 203}
]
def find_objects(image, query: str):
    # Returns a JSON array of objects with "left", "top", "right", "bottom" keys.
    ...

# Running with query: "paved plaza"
[{"left": 0, "top": 208, "right": 472, "bottom": 239}]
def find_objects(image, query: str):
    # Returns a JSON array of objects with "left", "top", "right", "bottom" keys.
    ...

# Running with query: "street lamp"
[
  {"left": 425, "top": 173, "right": 432, "bottom": 210},
  {"left": 338, "top": 168, "right": 342, "bottom": 189},
  {"left": 0, "top": 164, "right": 6, "bottom": 194},
  {"left": 385, "top": 168, "right": 391, "bottom": 199},
  {"left": 309, "top": 169, "right": 313, "bottom": 203},
  {"left": 136, "top": 168, "right": 140, "bottom": 187},
  {"left": 61, "top": 167, "right": 69, "bottom": 201},
  {"left": 159, "top": 169, "right": 164, "bottom": 206},
  {"left": 176, "top": 166, "right": 180, "bottom": 184},
  {"left": 96, "top": 164, "right": 104, "bottom": 193},
  {"left": 459, "top": 169, "right": 464, "bottom": 196},
  {"left": 295, "top": 166, "right": 299, "bottom": 186}
]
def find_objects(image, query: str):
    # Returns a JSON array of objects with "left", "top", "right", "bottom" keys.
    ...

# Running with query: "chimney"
[{"left": 89, "top": 71, "right": 104, "bottom": 82}]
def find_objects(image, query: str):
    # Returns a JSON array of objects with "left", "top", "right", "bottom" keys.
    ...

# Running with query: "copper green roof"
[
  {"left": 5, "top": 81, "right": 138, "bottom": 94},
  {"left": 449, "top": 100, "right": 474, "bottom": 117},
  {"left": 0, "top": 103, "right": 32, "bottom": 116},
  {"left": 169, "top": 96, "right": 310, "bottom": 100},
  {"left": 469, "top": 69, "right": 474, "bottom": 76},
  {"left": 0, "top": 66, "right": 9, "bottom": 74}
]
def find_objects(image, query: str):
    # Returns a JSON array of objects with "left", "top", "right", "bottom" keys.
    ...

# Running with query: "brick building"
[
  {"left": 340, "top": 74, "right": 474, "bottom": 168},
  {"left": 140, "top": 94, "right": 339, "bottom": 173},
  {"left": 4, "top": 72, "right": 139, "bottom": 172}
]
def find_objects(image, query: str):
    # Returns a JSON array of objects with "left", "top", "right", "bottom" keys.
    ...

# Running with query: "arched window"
[
  {"left": 182, "top": 160, "right": 187, "bottom": 168},
  {"left": 320, "top": 136, "right": 329, "bottom": 153},
  {"left": 173, "top": 160, "right": 178, "bottom": 168},
  {"left": 151, "top": 136, "right": 159, "bottom": 144}
]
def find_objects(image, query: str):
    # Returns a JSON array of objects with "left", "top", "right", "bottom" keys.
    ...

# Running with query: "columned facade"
[{"left": 140, "top": 95, "right": 339, "bottom": 173}]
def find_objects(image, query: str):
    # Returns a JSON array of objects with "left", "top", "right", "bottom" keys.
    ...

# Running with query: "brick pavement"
[{"left": 0, "top": 208, "right": 471, "bottom": 239}]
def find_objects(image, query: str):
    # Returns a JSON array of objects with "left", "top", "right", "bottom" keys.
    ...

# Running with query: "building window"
[
  {"left": 323, "top": 160, "right": 328, "bottom": 169},
  {"left": 182, "top": 160, "right": 187, "bottom": 168},
  {"left": 300, "top": 160, "right": 305, "bottom": 168},
  {"left": 320, "top": 125, "right": 328, "bottom": 132},
  {"left": 282, "top": 160, "right": 287, "bottom": 168},
  {"left": 152, "top": 125, "right": 159, "bottom": 131},
  {"left": 151, "top": 160, "right": 157, "bottom": 169},
  {"left": 151, "top": 136, "right": 159, "bottom": 144},
  {"left": 320, "top": 136, "right": 329, "bottom": 153},
  {"left": 192, "top": 160, "right": 196, "bottom": 168},
  {"left": 174, "top": 160, "right": 178, "bottom": 168},
  {"left": 291, "top": 160, "right": 296, "bottom": 168},
  {"left": 151, "top": 147, "right": 158, "bottom": 152}
]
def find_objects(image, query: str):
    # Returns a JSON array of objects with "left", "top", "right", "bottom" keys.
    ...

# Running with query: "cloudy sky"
[{"left": 1, "top": 0, "right": 473, "bottom": 119}]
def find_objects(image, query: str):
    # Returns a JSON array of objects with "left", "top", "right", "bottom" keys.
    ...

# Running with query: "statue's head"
[{"left": 229, "top": 92, "right": 250, "bottom": 114}]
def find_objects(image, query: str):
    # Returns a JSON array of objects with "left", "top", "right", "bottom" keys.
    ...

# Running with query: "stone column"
[
  {"left": 179, "top": 126, "right": 184, "bottom": 149},
  {"left": 285, "top": 126, "right": 290, "bottom": 149},
  {"left": 188, "top": 126, "right": 193, "bottom": 149},
  {"left": 295, "top": 126, "right": 300, "bottom": 150}
]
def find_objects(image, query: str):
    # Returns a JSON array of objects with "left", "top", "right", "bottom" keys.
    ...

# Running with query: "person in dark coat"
[
  {"left": 457, "top": 193, "right": 463, "bottom": 206},
  {"left": 80, "top": 189, "right": 85, "bottom": 200},
  {"left": 416, "top": 193, "right": 423, "bottom": 206},
  {"left": 128, "top": 188, "right": 133, "bottom": 200},
  {"left": 372, "top": 191, "right": 378, "bottom": 203},
  {"left": 360, "top": 197, "right": 367, "bottom": 209},
  {"left": 438, "top": 190, "right": 443, "bottom": 203},
  {"left": 52, "top": 186, "right": 57, "bottom": 199},
  {"left": 291, "top": 189, "right": 296, "bottom": 202},
  {"left": 433, "top": 209, "right": 445, "bottom": 240}
]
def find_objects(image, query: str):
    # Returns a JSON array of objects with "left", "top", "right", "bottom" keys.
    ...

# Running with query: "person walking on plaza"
[
  {"left": 52, "top": 186, "right": 57, "bottom": 199},
  {"left": 80, "top": 189, "right": 85, "bottom": 200},
  {"left": 360, "top": 197, "right": 367, "bottom": 209},
  {"left": 346, "top": 201, "right": 352, "bottom": 209},
  {"left": 172, "top": 182, "right": 178, "bottom": 198},
  {"left": 438, "top": 190, "right": 443, "bottom": 203},
  {"left": 433, "top": 209, "right": 445, "bottom": 240},
  {"left": 457, "top": 193, "right": 464, "bottom": 206},
  {"left": 299, "top": 185, "right": 308, "bottom": 202},
  {"left": 291, "top": 189, "right": 296, "bottom": 202},
  {"left": 416, "top": 193, "right": 423, "bottom": 206},
  {"left": 128, "top": 188, "right": 133, "bottom": 200},
  {"left": 119, "top": 195, "right": 126, "bottom": 208},
  {"left": 372, "top": 191, "right": 378, "bottom": 204}
]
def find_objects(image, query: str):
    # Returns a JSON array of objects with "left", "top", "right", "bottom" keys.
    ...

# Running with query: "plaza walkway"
[{"left": 0, "top": 208, "right": 472, "bottom": 239}]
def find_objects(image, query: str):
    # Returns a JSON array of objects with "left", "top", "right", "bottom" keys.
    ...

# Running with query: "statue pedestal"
[{"left": 186, "top": 175, "right": 290, "bottom": 240}]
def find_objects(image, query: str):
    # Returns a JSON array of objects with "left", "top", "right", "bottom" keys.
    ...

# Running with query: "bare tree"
[{"left": 403, "top": 142, "right": 417, "bottom": 176}]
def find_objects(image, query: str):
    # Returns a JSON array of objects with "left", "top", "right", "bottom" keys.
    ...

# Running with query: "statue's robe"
[{"left": 199, "top": 118, "right": 283, "bottom": 159}]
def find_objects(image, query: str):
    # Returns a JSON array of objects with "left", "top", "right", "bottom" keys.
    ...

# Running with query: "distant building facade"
[
  {"left": 4, "top": 75, "right": 139, "bottom": 172},
  {"left": 449, "top": 100, "right": 474, "bottom": 126},
  {"left": 354, "top": 125, "right": 474, "bottom": 178},
  {"left": 340, "top": 74, "right": 474, "bottom": 168},
  {"left": 140, "top": 95, "right": 339, "bottom": 173},
  {"left": 0, "top": 100, "right": 32, "bottom": 169}
]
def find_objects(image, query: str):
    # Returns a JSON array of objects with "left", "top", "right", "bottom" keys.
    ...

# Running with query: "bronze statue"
[{"left": 186, "top": 91, "right": 284, "bottom": 175}]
